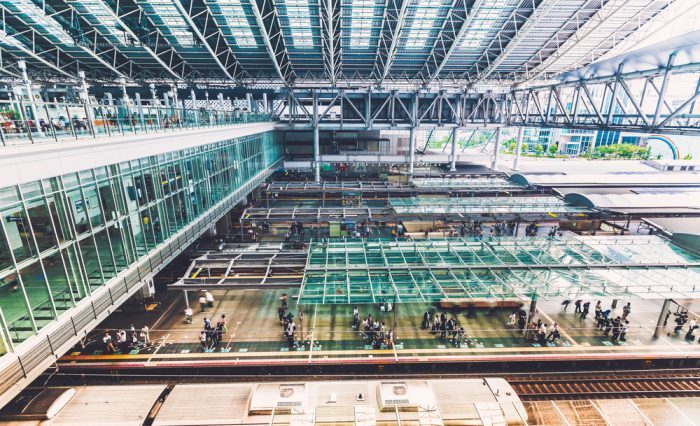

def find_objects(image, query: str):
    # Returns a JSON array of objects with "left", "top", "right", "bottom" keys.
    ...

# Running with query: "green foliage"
[
  {"left": 534, "top": 144, "right": 543, "bottom": 157},
  {"left": 521, "top": 143, "right": 529, "bottom": 154},
  {"left": 683, "top": 154, "right": 694, "bottom": 160},
  {"left": 591, "top": 143, "right": 650, "bottom": 160},
  {"left": 547, "top": 144, "right": 558, "bottom": 156}
]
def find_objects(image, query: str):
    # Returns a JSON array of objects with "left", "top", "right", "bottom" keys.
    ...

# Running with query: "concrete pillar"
[
  {"left": 513, "top": 127, "right": 524, "bottom": 171},
  {"left": 262, "top": 93, "right": 269, "bottom": 114},
  {"left": 134, "top": 93, "right": 144, "bottom": 127},
  {"left": 491, "top": 127, "right": 501, "bottom": 171},
  {"left": 118, "top": 77, "right": 129, "bottom": 105},
  {"left": 408, "top": 128, "right": 416, "bottom": 179},
  {"left": 450, "top": 127, "right": 458, "bottom": 172},
  {"left": 654, "top": 298, "right": 673, "bottom": 338},
  {"left": 313, "top": 126, "right": 321, "bottom": 182}
]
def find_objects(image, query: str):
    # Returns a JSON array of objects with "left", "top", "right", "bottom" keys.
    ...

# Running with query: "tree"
[
  {"left": 547, "top": 144, "right": 558, "bottom": 156},
  {"left": 534, "top": 144, "right": 543, "bottom": 157},
  {"left": 521, "top": 143, "right": 529, "bottom": 154},
  {"left": 503, "top": 139, "right": 517, "bottom": 154}
]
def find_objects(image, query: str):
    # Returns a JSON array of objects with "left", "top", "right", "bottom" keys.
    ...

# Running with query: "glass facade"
[{"left": 0, "top": 131, "right": 282, "bottom": 351}]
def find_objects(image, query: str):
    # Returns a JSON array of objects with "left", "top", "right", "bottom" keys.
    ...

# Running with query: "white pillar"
[
  {"left": 408, "top": 128, "right": 416, "bottom": 178},
  {"left": 313, "top": 126, "right": 321, "bottom": 182},
  {"left": 18, "top": 61, "right": 39, "bottom": 122},
  {"left": 491, "top": 127, "right": 501, "bottom": 171},
  {"left": 190, "top": 89, "right": 199, "bottom": 125},
  {"left": 450, "top": 127, "right": 458, "bottom": 172},
  {"left": 513, "top": 127, "right": 524, "bottom": 171}
]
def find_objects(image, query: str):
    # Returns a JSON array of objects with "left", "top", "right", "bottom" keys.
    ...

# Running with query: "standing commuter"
[
  {"left": 574, "top": 300, "right": 582, "bottom": 314},
  {"left": 199, "top": 293, "right": 207, "bottom": 312}
]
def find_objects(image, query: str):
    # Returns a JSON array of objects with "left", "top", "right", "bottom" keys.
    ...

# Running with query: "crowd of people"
[
  {"left": 199, "top": 314, "right": 228, "bottom": 350},
  {"left": 507, "top": 311, "right": 561, "bottom": 345},
  {"left": 102, "top": 325, "right": 150, "bottom": 354},
  {"left": 352, "top": 306, "right": 395, "bottom": 349},
  {"left": 422, "top": 311, "right": 466, "bottom": 348},
  {"left": 669, "top": 310, "right": 700, "bottom": 342},
  {"left": 559, "top": 299, "right": 633, "bottom": 342}
]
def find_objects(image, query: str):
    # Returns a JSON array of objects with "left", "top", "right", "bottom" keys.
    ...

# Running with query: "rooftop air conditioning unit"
[
  {"left": 376, "top": 381, "right": 435, "bottom": 412},
  {"left": 248, "top": 383, "right": 307, "bottom": 415}
]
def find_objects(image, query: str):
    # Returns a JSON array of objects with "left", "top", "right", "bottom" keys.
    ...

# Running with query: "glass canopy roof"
[
  {"left": 299, "top": 236, "right": 700, "bottom": 304},
  {"left": 409, "top": 177, "right": 524, "bottom": 191},
  {"left": 389, "top": 196, "right": 586, "bottom": 216}
]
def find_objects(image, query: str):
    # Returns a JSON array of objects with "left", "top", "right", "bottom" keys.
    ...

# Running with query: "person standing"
[
  {"left": 199, "top": 293, "right": 207, "bottom": 312},
  {"left": 103, "top": 331, "right": 116, "bottom": 354},
  {"left": 574, "top": 300, "right": 582, "bottom": 314},
  {"left": 140, "top": 326, "right": 150, "bottom": 344}
]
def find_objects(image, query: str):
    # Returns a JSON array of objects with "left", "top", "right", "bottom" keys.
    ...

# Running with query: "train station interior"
[{"left": 1, "top": 0, "right": 700, "bottom": 424}]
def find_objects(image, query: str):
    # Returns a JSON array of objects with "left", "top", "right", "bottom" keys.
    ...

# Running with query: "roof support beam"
[
  {"left": 374, "top": 0, "right": 411, "bottom": 86},
  {"left": 0, "top": 2, "right": 132, "bottom": 80},
  {"left": 469, "top": 0, "right": 558, "bottom": 85},
  {"left": 518, "top": 0, "right": 635, "bottom": 84},
  {"left": 98, "top": 0, "right": 190, "bottom": 81},
  {"left": 249, "top": 0, "right": 294, "bottom": 86},
  {"left": 319, "top": 0, "right": 341, "bottom": 85},
  {"left": 0, "top": 31, "right": 76, "bottom": 79},
  {"left": 173, "top": 0, "right": 244, "bottom": 84},
  {"left": 421, "top": 0, "right": 484, "bottom": 86}
]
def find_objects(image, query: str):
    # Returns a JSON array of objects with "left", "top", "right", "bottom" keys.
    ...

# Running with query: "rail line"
[{"left": 509, "top": 371, "right": 700, "bottom": 400}]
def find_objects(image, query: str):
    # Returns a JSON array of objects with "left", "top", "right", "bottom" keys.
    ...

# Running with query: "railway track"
[{"left": 509, "top": 371, "right": 700, "bottom": 400}]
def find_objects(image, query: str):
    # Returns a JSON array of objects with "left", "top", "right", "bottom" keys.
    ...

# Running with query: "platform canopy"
[
  {"left": 409, "top": 178, "right": 524, "bottom": 191},
  {"left": 298, "top": 236, "right": 700, "bottom": 305},
  {"left": 389, "top": 196, "right": 588, "bottom": 216}
]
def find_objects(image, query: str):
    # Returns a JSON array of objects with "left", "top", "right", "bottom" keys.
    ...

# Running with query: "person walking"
[
  {"left": 580, "top": 302, "right": 590, "bottom": 320},
  {"left": 622, "top": 302, "right": 631, "bottom": 320},
  {"left": 574, "top": 300, "right": 582, "bottom": 314}
]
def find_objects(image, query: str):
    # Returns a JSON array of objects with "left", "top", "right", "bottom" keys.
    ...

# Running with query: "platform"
[{"left": 58, "top": 289, "right": 700, "bottom": 374}]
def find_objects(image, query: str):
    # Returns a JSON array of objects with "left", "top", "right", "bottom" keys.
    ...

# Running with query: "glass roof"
[
  {"left": 142, "top": 0, "right": 196, "bottom": 47},
  {"left": 299, "top": 236, "right": 700, "bottom": 304},
  {"left": 12, "top": 0, "right": 75, "bottom": 45},
  {"left": 404, "top": 0, "right": 440, "bottom": 49},
  {"left": 281, "top": 0, "right": 315, "bottom": 48},
  {"left": 215, "top": 0, "right": 258, "bottom": 48},
  {"left": 348, "top": 0, "right": 378, "bottom": 48},
  {"left": 389, "top": 196, "right": 585, "bottom": 215},
  {"left": 410, "top": 177, "right": 524, "bottom": 190},
  {"left": 71, "top": 0, "right": 127, "bottom": 44},
  {"left": 460, "top": 0, "right": 510, "bottom": 49}
]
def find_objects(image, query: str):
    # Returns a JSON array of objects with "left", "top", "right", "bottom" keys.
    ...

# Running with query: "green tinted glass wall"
[{"left": 0, "top": 131, "right": 282, "bottom": 347}]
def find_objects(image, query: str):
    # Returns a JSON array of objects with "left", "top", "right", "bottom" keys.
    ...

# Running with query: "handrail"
[{"left": 0, "top": 99, "right": 273, "bottom": 146}]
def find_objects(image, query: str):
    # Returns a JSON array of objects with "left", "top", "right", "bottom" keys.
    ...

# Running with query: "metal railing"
[{"left": 0, "top": 99, "right": 272, "bottom": 146}]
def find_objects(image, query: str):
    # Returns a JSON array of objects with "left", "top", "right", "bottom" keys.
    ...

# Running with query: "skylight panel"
[
  {"left": 349, "top": 0, "right": 376, "bottom": 48},
  {"left": 145, "top": 0, "right": 196, "bottom": 46},
  {"left": 216, "top": 0, "right": 258, "bottom": 48},
  {"left": 460, "top": 0, "right": 509, "bottom": 49},
  {"left": 404, "top": 0, "right": 440, "bottom": 49},
  {"left": 14, "top": 0, "right": 75, "bottom": 45},
  {"left": 75, "top": 1, "right": 127, "bottom": 43},
  {"left": 283, "top": 0, "right": 314, "bottom": 47}
]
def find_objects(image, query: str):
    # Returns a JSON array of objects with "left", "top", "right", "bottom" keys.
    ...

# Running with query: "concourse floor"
[{"left": 66, "top": 288, "right": 700, "bottom": 361}]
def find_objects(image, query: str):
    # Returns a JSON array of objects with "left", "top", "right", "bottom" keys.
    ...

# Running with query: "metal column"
[
  {"left": 490, "top": 127, "right": 501, "bottom": 171},
  {"left": 18, "top": 61, "right": 39, "bottom": 122},
  {"left": 313, "top": 125, "right": 321, "bottom": 182},
  {"left": 513, "top": 127, "right": 524, "bottom": 170},
  {"left": 654, "top": 299, "right": 673, "bottom": 338},
  {"left": 408, "top": 128, "right": 416, "bottom": 178},
  {"left": 450, "top": 127, "right": 458, "bottom": 172}
]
